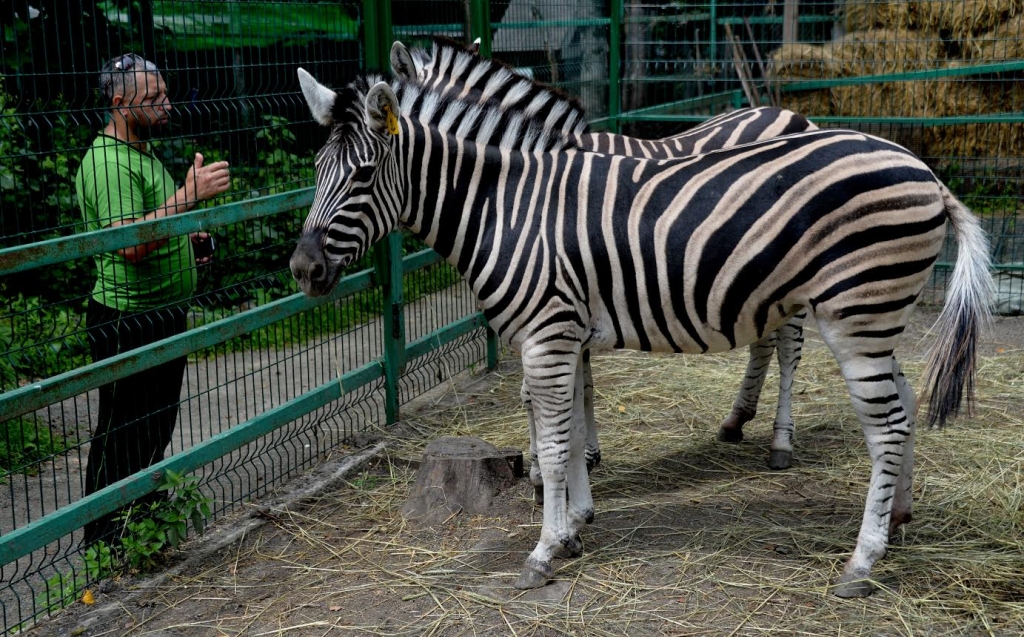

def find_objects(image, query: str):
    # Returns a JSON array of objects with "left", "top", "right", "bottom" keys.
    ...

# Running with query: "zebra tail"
[{"left": 922, "top": 185, "right": 993, "bottom": 429}]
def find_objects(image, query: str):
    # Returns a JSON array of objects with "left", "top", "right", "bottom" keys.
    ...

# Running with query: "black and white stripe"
[
  {"left": 291, "top": 70, "right": 992, "bottom": 598},
  {"left": 391, "top": 38, "right": 815, "bottom": 477}
]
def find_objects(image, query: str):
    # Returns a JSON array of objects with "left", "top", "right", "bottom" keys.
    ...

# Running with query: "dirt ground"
[{"left": 29, "top": 309, "right": 1024, "bottom": 636}]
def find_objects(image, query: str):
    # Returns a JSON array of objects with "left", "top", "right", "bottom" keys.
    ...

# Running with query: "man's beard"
[{"left": 135, "top": 122, "right": 160, "bottom": 141}]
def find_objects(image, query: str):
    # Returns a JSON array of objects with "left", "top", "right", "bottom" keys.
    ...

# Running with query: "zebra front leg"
[
  {"left": 890, "top": 357, "right": 916, "bottom": 536},
  {"left": 582, "top": 350, "right": 601, "bottom": 472},
  {"left": 523, "top": 380, "right": 545, "bottom": 505},
  {"left": 828, "top": 352, "right": 911, "bottom": 598},
  {"left": 527, "top": 353, "right": 597, "bottom": 504},
  {"left": 768, "top": 311, "right": 806, "bottom": 470},
  {"left": 719, "top": 331, "right": 778, "bottom": 443},
  {"left": 516, "top": 345, "right": 592, "bottom": 589}
]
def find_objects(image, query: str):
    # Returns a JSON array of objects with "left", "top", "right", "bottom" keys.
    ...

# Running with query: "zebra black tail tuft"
[{"left": 922, "top": 185, "right": 993, "bottom": 429}]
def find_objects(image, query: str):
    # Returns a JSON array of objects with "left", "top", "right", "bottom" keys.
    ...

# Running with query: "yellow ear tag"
[{"left": 383, "top": 104, "right": 400, "bottom": 136}]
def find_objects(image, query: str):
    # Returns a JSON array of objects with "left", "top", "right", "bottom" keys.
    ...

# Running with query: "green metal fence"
[
  {"left": 0, "top": 1, "right": 498, "bottom": 632},
  {"left": 2, "top": 0, "right": 1023, "bottom": 633}
]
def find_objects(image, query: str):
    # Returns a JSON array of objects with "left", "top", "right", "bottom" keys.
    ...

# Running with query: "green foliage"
[
  {"left": 0, "top": 294, "right": 90, "bottom": 382},
  {"left": 82, "top": 542, "right": 114, "bottom": 582},
  {"left": 96, "top": 1, "right": 359, "bottom": 50},
  {"left": 83, "top": 469, "right": 213, "bottom": 578},
  {"left": 32, "top": 571, "right": 85, "bottom": 619},
  {"left": 0, "top": 418, "right": 70, "bottom": 477},
  {"left": 941, "top": 167, "right": 1019, "bottom": 217}
]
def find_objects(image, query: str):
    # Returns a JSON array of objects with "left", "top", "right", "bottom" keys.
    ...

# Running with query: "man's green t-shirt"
[{"left": 75, "top": 135, "right": 197, "bottom": 312}]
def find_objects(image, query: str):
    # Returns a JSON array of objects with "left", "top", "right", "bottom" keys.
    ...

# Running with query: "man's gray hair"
[{"left": 99, "top": 53, "right": 160, "bottom": 103}]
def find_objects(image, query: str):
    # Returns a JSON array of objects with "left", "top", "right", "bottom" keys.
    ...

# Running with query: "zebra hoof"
[
  {"left": 717, "top": 427, "right": 744, "bottom": 444},
  {"left": 586, "top": 451, "right": 601, "bottom": 473},
  {"left": 515, "top": 558, "right": 555, "bottom": 590},
  {"left": 833, "top": 575, "right": 875, "bottom": 598},
  {"left": 767, "top": 450, "right": 792, "bottom": 470},
  {"left": 533, "top": 484, "right": 544, "bottom": 506}
]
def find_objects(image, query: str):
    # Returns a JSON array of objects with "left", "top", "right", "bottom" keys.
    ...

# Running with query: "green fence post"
[
  {"left": 469, "top": 0, "right": 493, "bottom": 58},
  {"left": 468, "top": 0, "right": 498, "bottom": 368},
  {"left": 362, "top": 0, "right": 380, "bottom": 70},
  {"left": 364, "top": 0, "right": 403, "bottom": 420},
  {"left": 608, "top": 0, "right": 622, "bottom": 134},
  {"left": 374, "top": 232, "right": 406, "bottom": 424}
]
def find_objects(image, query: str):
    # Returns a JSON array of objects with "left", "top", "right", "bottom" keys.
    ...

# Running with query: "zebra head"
[{"left": 290, "top": 70, "right": 402, "bottom": 297}]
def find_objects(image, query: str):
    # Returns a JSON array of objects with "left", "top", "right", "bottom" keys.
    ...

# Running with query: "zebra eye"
[{"left": 350, "top": 165, "right": 374, "bottom": 183}]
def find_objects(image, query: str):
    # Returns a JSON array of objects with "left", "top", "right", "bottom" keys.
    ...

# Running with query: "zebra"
[
  {"left": 290, "top": 70, "right": 991, "bottom": 597},
  {"left": 391, "top": 38, "right": 817, "bottom": 482}
]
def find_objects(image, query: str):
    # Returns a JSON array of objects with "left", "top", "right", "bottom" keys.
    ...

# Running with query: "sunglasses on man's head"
[{"left": 113, "top": 54, "right": 138, "bottom": 71}]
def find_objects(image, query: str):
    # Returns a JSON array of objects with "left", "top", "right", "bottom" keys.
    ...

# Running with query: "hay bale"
[
  {"left": 767, "top": 43, "right": 837, "bottom": 116},
  {"left": 967, "top": 14, "right": 1024, "bottom": 59},
  {"left": 843, "top": 1, "right": 919, "bottom": 33},
  {"left": 830, "top": 28, "right": 946, "bottom": 74},
  {"left": 916, "top": 60, "right": 1023, "bottom": 160},
  {"left": 828, "top": 28, "right": 948, "bottom": 117},
  {"left": 917, "top": 0, "right": 1024, "bottom": 45}
]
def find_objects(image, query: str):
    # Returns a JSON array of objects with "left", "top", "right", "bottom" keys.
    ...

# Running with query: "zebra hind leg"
[
  {"left": 768, "top": 311, "right": 806, "bottom": 470},
  {"left": 820, "top": 326, "right": 912, "bottom": 598},
  {"left": 718, "top": 330, "right": 778, "bottom": 443},
  {"left": 889, "top": 356, "right": 916, "bottom": 536},
  {"left": 582, "top": 350, "right": 601, "bottom": 472}
]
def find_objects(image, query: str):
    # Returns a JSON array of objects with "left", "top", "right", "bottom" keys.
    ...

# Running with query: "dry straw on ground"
[{"left": 46, "top": 315, "right": 1024, "bottom": 636}]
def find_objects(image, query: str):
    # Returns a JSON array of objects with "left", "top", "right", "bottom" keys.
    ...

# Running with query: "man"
[{"left": 75, "top": 53, "right": 230, "bottom": 545}]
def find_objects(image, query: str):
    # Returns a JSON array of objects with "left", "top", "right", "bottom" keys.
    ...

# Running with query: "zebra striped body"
[
  {"left": 392, "top": 39, "right": 815, "bottom": 475},
  {"left": 291, "top": 72, "right": 991, "bottom": 597}
]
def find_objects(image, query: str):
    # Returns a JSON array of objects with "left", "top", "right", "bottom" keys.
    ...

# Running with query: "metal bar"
[
  {"left": 615, "top": 113, "right": 1024, "bottom": 125},
  {"left": 716, "top": 15, "right": 834, "bottom": 25},
  {"left": 0, "top": 270, "right": 375, "bottom": 423},
  {"left": 374, "top": 233, "right": 405, "bottom": 424},
  {"left": 403, "top": 312, "right": 487, "bottom": 361},
  {"left": 486, "top": 327, "right": 499, "bottom": 370},
  {"left": 709, "top": 0, "right": 717, "bottom": 62},
  {"left": 469, "top": 0, "right": 492, "bottom": 59},
  {"left": 498, "top": 18, "right": 611, "bottom": 29},
  {"left": 401, "top": 248, "right": 444, "bottom": 274},
  {"left": 0, "top": 189, "right": 314, "bottom": 276},
  {"left": 783, "top": 0, "right": 800, "bottom": 43},
  {"left": 608, "top": 0, "right": 623, "bottom": 134},
  {"left": 782, "top": 60, "right": 1024, "bottom": 92},
  {"left": 375, "top": 0, "right": 393, "bottom": 66},
  {"left": 0, "top": 360, "right": 385, "bottom": 567},
  {"left": 362, "top": 0, "right": 381, "bottom": 71}
]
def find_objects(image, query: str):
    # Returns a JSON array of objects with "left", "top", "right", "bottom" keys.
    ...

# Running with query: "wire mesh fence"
[
  {"left": 0, "top": 2, "right": 490, "bottom": 633},
  {"left": 2, "top": 0, "right": 1023, "bottom": 633}
]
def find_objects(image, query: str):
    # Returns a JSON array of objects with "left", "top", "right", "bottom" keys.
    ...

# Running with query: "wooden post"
[{"left": 783, "top": 0, "right": 800, "bottom": 44}]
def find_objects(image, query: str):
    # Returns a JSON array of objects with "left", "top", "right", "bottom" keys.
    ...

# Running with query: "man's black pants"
[{"left": 83, "top": 299, "right": 188, "bottom": 546}]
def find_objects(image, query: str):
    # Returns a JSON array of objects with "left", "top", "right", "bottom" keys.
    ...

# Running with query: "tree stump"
[{"left": 401, "top": 436, "right": 523, "bottom": 526}]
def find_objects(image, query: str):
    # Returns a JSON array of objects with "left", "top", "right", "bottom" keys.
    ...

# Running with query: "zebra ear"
[
  {"left": 390, "top": 41, "right": 418, "bottom": 80},
  {"left": 297, "top": 67, "right": 336, "bottom": 127},
  {"left": 365, "top": 81, "right": 401, "bottom": 137},
  {"left": 468, "top": 38, "right": 481, "bottom": 54}
]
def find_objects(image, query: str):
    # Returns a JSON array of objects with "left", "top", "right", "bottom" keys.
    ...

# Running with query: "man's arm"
[{"left": 111, "top": 153, "right": 230, "bottom": 264}]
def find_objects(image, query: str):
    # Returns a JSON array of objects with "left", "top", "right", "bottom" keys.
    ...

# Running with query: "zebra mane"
[
  {"left": 338, "top": 74, "right": 579, "bottom": 153},
  {"left": 408, "top": 37, "right": 591, "bottom": 139}
]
